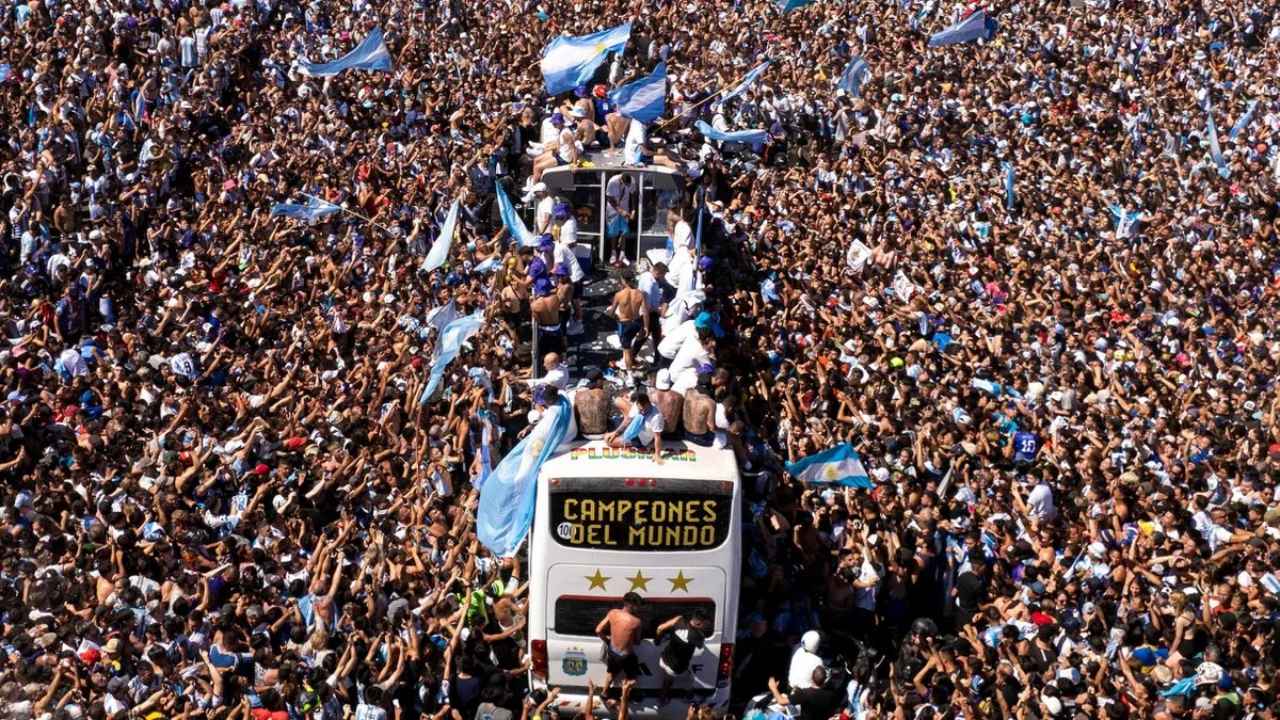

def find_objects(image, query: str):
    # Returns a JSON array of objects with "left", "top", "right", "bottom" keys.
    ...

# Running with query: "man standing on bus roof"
[
  {"left": 605, "top": 391, "right": 665, "bottom": 463},
  {"left": 655, "top": 609, "right": 710, "bottom": 706},
  {"left": 607, "top": 270, "right": 649, "bottom": 376},
  {"left": 596, "top": 592, "right": 645, "bottom": 696}
]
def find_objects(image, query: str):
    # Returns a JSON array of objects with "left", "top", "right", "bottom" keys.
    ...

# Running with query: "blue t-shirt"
[{"left": 1013, "top": 432, "right": 1039, "bottom": 463}]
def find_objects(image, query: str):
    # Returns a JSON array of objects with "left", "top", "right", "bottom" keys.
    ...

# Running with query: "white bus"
[{"left": 527, "top": 440, "right": 741, "bottom": 716}]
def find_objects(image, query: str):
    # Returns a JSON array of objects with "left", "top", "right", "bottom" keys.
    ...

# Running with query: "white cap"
[{"left": 801, "top": 630, "right": 820, "bottom": 653}]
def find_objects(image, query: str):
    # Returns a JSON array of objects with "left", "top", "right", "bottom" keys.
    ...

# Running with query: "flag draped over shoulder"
[
  {"left": 720, "top": 61, "right": 770, "bottom": 105},
  {"left": 496, "top": 183, "right": 539, "bottom": 247},
  {"left": 298, "top": 28, "right": 393, "bottom": 77},
  {"left": 421, "top": 199, "right": 460, "bottom": 273},
  {"left": 270, "top": 194, "right": 341, "bottom": 223},
  {"left": 478, "top": 397, "right": 574, "bottom": 556},
  {"left": 1205, "top": 101, "right": 1230, "bottom": 178},
  {"left": 838, "top": 57, "right": 869, "bottom": 96},
  {"left": 785, "top": 444, "right": 873, "bottom": 488},
  {"left": 540, "top": 22, "right": 632, "bottom": 95},
  {"left": 609, "top": 62, "right": 667, "bottom": 123},
  {"left": 928, "top": 9, "right": 997, "bottom": 47},
  {"left": 421, "top": 311, "right": 486, "bottom": 402},
  {"left": 695, "top": 120, "right": 769, "bottom": 146}
]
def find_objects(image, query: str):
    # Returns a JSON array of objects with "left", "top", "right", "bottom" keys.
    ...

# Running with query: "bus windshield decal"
[
  {"left": 548, "top": 486, "right": 732, "bottom": 551},
  {"left": 568, "top": 447, "right": 697, "bottom": 462}
]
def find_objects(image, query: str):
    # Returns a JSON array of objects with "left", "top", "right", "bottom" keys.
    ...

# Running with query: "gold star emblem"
[
  {"left": 593, "top": 42, "right": 606, "bottom": 55},
  {"left": 585, "top": 569, "right": 610, "bottom": 591},
  {"left": 626, "top": 570, "right": 651, "bottom": 592},
  {"left": 667, "top": 571, "right": 692, "bottom": 592},
  {"left": 823, "top": 465, "right": 839, "bottom": 481}
]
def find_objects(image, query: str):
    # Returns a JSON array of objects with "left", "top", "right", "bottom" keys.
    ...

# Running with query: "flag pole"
[{"left": 653, "top": 63, "right": 759, "bottom": 131}]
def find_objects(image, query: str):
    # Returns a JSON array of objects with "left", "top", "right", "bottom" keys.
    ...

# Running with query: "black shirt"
[
  {"left": 790, "top": 687, "right": 844, "bottom": 720},
  {"left": 659, "top": 620, "right": 706, "bottom": 674}
]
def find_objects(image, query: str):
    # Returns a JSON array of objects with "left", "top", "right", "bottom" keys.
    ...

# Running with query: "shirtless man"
[
  {"left": 596, "top": 592, "right": 644, "bottom": 695},
  {"left": 682, "top": 373, "right": 717, "bottom": 447},
  {"left": 651, "top": 369, "right": 684, "bottom": 440},
  {"left": 608, "top": 271, "right": 648, "bottom": 373},
  {"left": 531, "top": 278, "right": 564, "bottom": 356},
  {"left": 574, "top": 369, "right": 611, "bottom": 437}
]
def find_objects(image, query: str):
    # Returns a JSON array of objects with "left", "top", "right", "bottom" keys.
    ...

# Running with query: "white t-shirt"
[
  {"left": 605, "top": 175, "right": 634, "bottom": 221},
  {"left": 553, "top": 242, "right": 584, "bottom": 282},
  {"left": 624, "top": 119, "right": 647, "bottom": 165},
  {"left": 1027, "top": 483, "right": 1057, "bottom": 521},
  {"left": 659, "top": 319, "right": 697, "bottom": 360},
  {"left": 787, "top": 647, "right": 824, "bottom": 691},
  {"left": 625, "top": 405, "right": 665, "bottom": 446}
]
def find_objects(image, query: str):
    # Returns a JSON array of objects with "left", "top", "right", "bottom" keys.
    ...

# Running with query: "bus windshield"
[{"left": 547, "top": 477, "right": 733, "bottom": 551}]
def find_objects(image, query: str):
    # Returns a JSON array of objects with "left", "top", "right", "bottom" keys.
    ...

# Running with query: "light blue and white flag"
[
  {"left": 540, "top": 22, "right": 632, "bottom": 95},
  {"left": 496, "top": 183, "right": 539, "bottom": 247},
  {"left": 421, "top": 311, "right": 486, "bottom": 402},
  {"left": 928, "top": 9, "right": 996, "bottom": 47},
  {"left": 270, "top": 194, "right": 342, "bottom": 223},
  {"left": 720, "top": 61, "right": 770, "bottom": 105},
  {"left": 421, "top": 199, "right": 459, "bottom": 272},
  {"left": 1229, "top": 99, "right": 1258, "bottom": 141},
  {"left": 477, "top": 396, "right": 574, "bottom": 556},
  {"left": 1003, "top": 161, "right": 1015, "bottom": 210},
  {"left": 0, "top": 64, "right": 10, "bottom": 84},
  {"left": 425, "top": 300, "right": 459, "bottom": 336},
  {"left": 777, "top": 0, "right": 816, "bottom": 11},
  {"left": 298, "top": 27, "right": 393, "bottom": 77},
  {"left": 785, "top": 443, "right": 873, "bottom": 488},
  {"left": 609, "top": 62, "right": 666, "bottom": 123},
  {"left": 1205, "top": 101, "right": 1230, "bottom": 178},
  {"left": 695, "top": 120, "right": 769, "bottom": 146},
  {"left": 473, "top": 256, "right": 502, "bottom": 273},
  {"left": 837, "top": 56, "right": 869, "bottom": 97},
  {"left": 971, "top": 378, "right": 1023, "bottom": 400}
]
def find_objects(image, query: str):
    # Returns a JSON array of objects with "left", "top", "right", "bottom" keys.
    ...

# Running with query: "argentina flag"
[
  {"left": 609, "top": 62, "right": 667, "bottom": 123},
  {"left": 928, "top": 9, "right": 997, "bottom": 47},
  {"left": 695, "top": 120, "right": 769, "bottom": 146},
  {"left": 496, "top": 183, "right": 539, "bottom": 247},
  {"left": 720, "top": 60, "right": 769, "bottom": 106},
  {"left": 785, "top": 443, "right": 873, "bottom": 488},
  {"left": 421, "top": 199, "right": 460, "bottom": 273},
  {"left": 420, "top": 311, "right": 486, "bottom": 403},
  {"left": 837, "top": 56, "right": 869, "bottom": 97},
  {"left": 478, "top": 396, "right": 575, "bottom": 556},
  {"left": 1204, "top": 100, "right": 1230, "bottom": 178},
  {"left": 298, "top": 27, "right": 393, "bottom": 77},
  {"left": 540, "top": 22, "right": 632, "bottom": 95},
  {"left": 270, "top": 194, "right": 342, "bottom": 223}
]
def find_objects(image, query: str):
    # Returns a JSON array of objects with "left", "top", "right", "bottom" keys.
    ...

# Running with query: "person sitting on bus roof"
[
  {"left": 651, "top": 369, "right": 685, "bottom": 441},
  {"left": 682, "top": 369, "right": 717, "bottom": 447},
  {"left": 604, "top": 391, "right": 665, "bottom": 463},
  {"left": 655, "top": 609, "right": 711, "bottom": 706},
  {"left": 669, "top": 330, "right": 715, "bottom": 394},
  {"left": 571, "top": 369, "right": 611, "bottom": 438},
  {"left": 595, "top": 592, "right": 645, "bottom": 697}
]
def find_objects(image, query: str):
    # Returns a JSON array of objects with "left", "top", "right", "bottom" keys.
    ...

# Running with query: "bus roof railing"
[{"left": 540, "top": 149, "right": 684, "bottom": 193}]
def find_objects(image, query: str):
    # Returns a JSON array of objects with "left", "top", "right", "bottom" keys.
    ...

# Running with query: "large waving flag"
[
  {"left": 838, "top": 56, "right": 869, "bottom": 97},
  {"left": 785, "top": 444, "right": 873, "bottom": 489},
  {"left": 425, "top": 300, "right": 459, "bottom": 336},
  {"left": 299, "top": 28, "right": 393, "bottom": 77},
  {"left": 928, "top": 9, "right": 997, "bottom": 47},
  {"left": 422, "top": 199, "right": 460, "bottom": 273},
  {"left": 610, "top": 62, "right": 667, "bottom": 123},
  {"left": 421, "top": 311, "right": 486, "bottom": 402},
  {"left": 270, "top": 194, "right": 341, "bottom": 223},
  {"left": 478, "top": 396, "right": 574, "bottom": 556},
  {"left": 695, "top": 120, "right": 769, "bottom": 146},
  {"left": 720, "top": 61, "right": 770, "bottom": 106},
  {"left": 496, "top": 183, "right": 539, "bottom": 247},
  {"left": 541, "top": 22, "right": 632, "bottom": 95}
]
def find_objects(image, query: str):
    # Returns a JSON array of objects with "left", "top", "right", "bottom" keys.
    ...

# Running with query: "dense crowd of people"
[{"left": 4, "top": 0, "right": 1280, "bottom": 719}]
